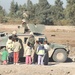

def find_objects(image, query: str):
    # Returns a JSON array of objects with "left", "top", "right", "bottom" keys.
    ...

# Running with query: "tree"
[
  {"left": 0, "top": 5, "right": 6, "bottom": 23},
  {"left": 27, "top": 0, "right": 35, "bottom": 22},
  {"left": 15, "top": 2, "right": 19, "bottom": 12},
  {"left": 35, "top": 0, "right": 52, "bottom": 25},
  {"left": 15, "top": 4, "right": 27, "bottom": 19},
  {"left": 54, "top": 0, "right": 64, "bottom": 20},
  {"left": 9, "top": 0, "right": 15, "bottom": 17},
  {"left": 65, "top": 0, "right": 75, "bottom": 25},
  {"left": 9, "top": 0, "right": 19, "bottom": 18}
]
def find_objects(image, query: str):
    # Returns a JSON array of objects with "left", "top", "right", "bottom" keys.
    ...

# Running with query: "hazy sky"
[{"left": 0, "top": 0, "right": 67, "bottom": 12}]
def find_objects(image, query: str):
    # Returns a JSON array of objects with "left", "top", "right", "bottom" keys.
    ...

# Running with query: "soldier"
[
  {"left": 28, "top": 32, "right": 35, "bottom": 64},
  {"left": 28, "top": 32, "right": 35, "bottom": 48},
  {"left": 22, "top": 11, "right": 29, "bottom": 33},
  {"left": 17, "top": 19, "right": 27, "bottom": 33},
  {"left": 22, "top": 19, "right": 28, "bottom": 33}
]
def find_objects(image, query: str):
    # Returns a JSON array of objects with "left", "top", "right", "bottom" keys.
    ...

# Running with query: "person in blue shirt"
[{"left": 37, "top": 41, "right": 45, "bottom": 65}]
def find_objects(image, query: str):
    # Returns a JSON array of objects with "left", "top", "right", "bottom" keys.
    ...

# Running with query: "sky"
[{"left": 0, "top": 0, "right": 67, "bottom": 12}]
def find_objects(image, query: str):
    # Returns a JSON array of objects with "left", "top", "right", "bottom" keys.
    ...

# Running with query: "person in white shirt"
[{"left": 43, "top": 41, "right": 50, "bottom": 65}]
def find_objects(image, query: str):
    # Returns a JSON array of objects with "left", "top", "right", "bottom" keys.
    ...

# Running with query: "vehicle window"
[
  {"left": 0, "top": 34, "right": 5, "bottom": 37},
  {"left": 24, "top": 38, "right": 28, "bottom": 44}
]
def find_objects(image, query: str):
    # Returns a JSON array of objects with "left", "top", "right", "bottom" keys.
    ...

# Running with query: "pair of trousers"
[
  {"left": 8, "top": 52, "right": 13, "bottom": 63},
  {"left": 13, "top": 52, "right": 19, "bottom": 63},
  {"left": 38, "top": 55, "right": 44, "bottom": 65},
  {"left": 43, "top": 51, "right": 49, "bottom": 65},
  {"left": 26, "top": 55, "right": 31, "bottom": 64}
]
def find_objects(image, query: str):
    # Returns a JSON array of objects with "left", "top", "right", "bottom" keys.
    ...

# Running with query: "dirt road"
[{"left": 0, "top": 62, "right": 75, "bottom": 75}]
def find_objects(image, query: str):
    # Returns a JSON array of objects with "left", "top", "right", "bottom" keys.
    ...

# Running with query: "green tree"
[
  {"left": 54, "top": 0, "right": 64, "bottom": 20},
  {"left": 65, "top": 0, "right": 75, "bottom": 25},
  {"left": 9, "top": 0, "right": 19, "bottom": 18},
  {"left": 15, "top": 4, "right": 27, "bottom": 19},
  {"left": 0, "top": 6, "right": 6, "bottom": 23},
  {"left": 27, "top": 0, "right": 35, "bottom": 22},
  {"left": 36, "top": 0, "right": 51, "bottom": 25},
  {"left": 9, "top": 0, "right": 15, "bottom": 17},
  {"left": 15, "top": 2, "right": 19, "bottom": 12}
]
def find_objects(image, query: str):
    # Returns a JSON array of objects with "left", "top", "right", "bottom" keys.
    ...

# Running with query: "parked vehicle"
[{"left": 0, "top": 24, "right": 69, "bottom": 64}]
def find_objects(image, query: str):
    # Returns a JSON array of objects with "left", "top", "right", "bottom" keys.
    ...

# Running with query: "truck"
[{"left": 0, "top": 24, "right": 69, "bottom": 64}]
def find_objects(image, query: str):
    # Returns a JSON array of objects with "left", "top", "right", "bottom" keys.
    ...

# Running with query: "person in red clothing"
[{"left": 13, "top": 38, "right": 21, "bottom": 65}]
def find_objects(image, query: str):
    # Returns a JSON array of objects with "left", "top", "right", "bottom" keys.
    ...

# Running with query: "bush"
[
  {"left": 1, "top": 18, "right": 8, "bottom": 23},
  {"left": 54, "top": 19, "right": 71, "bottom": 26}
]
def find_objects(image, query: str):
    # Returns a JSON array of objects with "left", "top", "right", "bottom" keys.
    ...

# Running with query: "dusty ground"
[
  {"left": 0, "top": 63, "right": 75, "bottom": 75},
  {"left": 0, "top": 24, "right": 75, "bottom": 75}
]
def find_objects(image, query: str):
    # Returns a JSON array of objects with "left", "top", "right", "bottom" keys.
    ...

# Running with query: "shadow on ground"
[{"left": 66, "top": 58, "right": 73, "bottom": 62}]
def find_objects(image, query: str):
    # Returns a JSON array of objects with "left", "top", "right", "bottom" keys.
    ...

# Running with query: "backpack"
[
  {"left": 38, "top": 45, "right": 44, "bottom": 51},
  {"left": 37, "top": 45, "right": 45, "bottom": 55}
]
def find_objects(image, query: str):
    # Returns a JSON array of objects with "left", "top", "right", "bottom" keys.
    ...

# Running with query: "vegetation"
[{"left": 0, "top": 0, "right": 75, "bottom": 25}]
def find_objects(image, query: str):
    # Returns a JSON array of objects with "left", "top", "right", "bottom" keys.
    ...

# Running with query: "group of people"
[
  {"left": 24, "top": 32, "right": 50, "bottom": 65},
  {"left": 0, "top": 31, "right": 50, "bottom": 65},
  {"left": 1, "top": 32, "right": 21, "bottom": 65},
  {"left": 0, "top": 14, "right": 50, "bottom": 65}
]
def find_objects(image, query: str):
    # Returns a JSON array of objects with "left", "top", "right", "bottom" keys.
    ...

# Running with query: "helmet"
[
  {"left": 30, "top": 32, "right": 33, "bottom": 35},
  {"left": 22, "top": 19, "right": 26, "bottom": 22},
  {"left": 12, "top": 30, "right": 17, "bottom": 35}
]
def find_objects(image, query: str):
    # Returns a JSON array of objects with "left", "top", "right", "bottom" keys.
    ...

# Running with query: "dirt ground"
[
  {"left": 0, "top": 24, "right": 75, "bottom": 75},
  {"left": 0, "top": 63, "right": 75, "bottom": 75}
]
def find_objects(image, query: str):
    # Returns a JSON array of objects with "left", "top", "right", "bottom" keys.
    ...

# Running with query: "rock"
[
  {"left": 67, "top": 71, "right": 70, "bottom": 74},
  {"left": 3, "top": 70, "right": 12, "bottom": 74},
  {"left": 51, "top": 70, "right": 53, "bottom": 71}
]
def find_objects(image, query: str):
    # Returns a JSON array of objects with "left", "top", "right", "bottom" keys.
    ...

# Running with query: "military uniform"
[
  {"left": 28, "top": 33, "right": 35, "bottom": 64},
  {"left": 17, "top": 19, "right": 28, "bottom": 33}
]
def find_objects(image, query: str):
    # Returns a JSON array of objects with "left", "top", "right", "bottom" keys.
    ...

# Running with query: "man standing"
[
  {"left": 17, "top": 19, "right": 28, "bottom": 33},
  {"left": 43, "top": 41, "right": 50, "bottom": 65},
  {"left": 28, "top": 32, "right": 35, "bottom": 48},
  {"left": 28, "top": 32, "right": 35, "bottom": 64},
  {"left": 21, "top": 19, "right": 28, "bottom": 33}
]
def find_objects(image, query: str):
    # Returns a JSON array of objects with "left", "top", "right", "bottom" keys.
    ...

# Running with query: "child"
[
  {"left": 37, "top": 41, "right": 45, "bottom": 65},
  {"left": 25, "top": 42, "right": 32, "bottom": 64},
  {"left": 13, "top": 38, "right": 21, "bottom": 65},
  {"left": 6, "top": 36, "right": 14, "bottom": 64},
  {"left": 1, "top": 47, "right": 8, "bottom": 65}
]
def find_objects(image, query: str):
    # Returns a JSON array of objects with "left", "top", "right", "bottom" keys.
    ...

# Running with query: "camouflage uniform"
[
  {"left": 28, "top": 35, "right": 35, "bottom": 48},
  {"left": 17, "top": 20, "right": 28, "bottom": 33},
  {"left": 22, "top": 22, "right": 28, "bottom": 33},
  {"left": 28, "top": 35, "right": 35, "bottom": 64}
]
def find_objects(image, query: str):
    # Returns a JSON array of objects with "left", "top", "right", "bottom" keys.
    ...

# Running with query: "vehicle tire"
[{"left": 52, "top": 49, "right": 67, "bottom": 62}]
